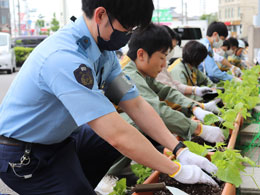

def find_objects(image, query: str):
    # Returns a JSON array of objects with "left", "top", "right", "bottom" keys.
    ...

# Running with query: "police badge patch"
[{"left": 74, "top": 64, "right": 94, "bottom": 89}]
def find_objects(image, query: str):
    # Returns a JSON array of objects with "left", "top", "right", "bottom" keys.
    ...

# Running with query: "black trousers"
[{"left": 0, "top": 124, "right": 121, "bottom": 195}]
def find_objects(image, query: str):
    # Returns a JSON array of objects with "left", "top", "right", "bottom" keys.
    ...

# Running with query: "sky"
[{"left": 11, "top": 0, "right": 219, "bottom": 22}]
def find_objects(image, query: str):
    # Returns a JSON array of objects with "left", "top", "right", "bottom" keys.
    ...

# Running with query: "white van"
[
  {"left": 0, "top": 32, "right": 16, "bottom": 74},
  {"left": 170, "top": 27, "right": 203, "bottom": 61}
]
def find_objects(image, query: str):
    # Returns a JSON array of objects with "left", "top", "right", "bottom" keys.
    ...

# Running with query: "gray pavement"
[{"left": 0, "top": 70, "right": 19, "bottom": 194}]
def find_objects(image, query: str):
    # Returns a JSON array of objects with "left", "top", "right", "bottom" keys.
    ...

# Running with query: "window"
[
  {"left": 0, "top": 0, "right": 9, "bottom": 8},
  {"left": 238, "top": 7, "right": 240, "bottom": 17},
  {"left": 219, "top": 10, "right": 222, "bottom": 19},
  {"left": 173, "top": 27, "right": 202, "bottom": 40},
  {"left": 231, "top": 8, "right": 234, "bottom": 18},
  {"left": 225, "top": 8, "right": 227, "bottom": 19},
  {"left": 1, "top": 15, "right": 6, "bottom": 24},
  {"left": 0, "top": 34, "right": 8, "bottom": 46}
]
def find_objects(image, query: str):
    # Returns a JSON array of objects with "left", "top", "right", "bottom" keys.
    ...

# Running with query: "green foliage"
[
  {"left": 14, "top": 47, "right": 34, "bottom": 67},
  {"left": 36, "top": 19, "right": 45, "bottom": 28},
  {"left": 184, "top": 141, "right": 256, "bottom": 187},
  {"left": 217, "top": 66, "right": 260, "bottom": 131},
  {"left": 211, "top": 149, "right": 256, "bottom": 187},
  {"left": 109, "top": 178, "right": 127, "bottom": 195},
  {"left": 50, "top": 13, "right": 60, "bottom": 32},
  {"left": 131, "top": 164, "right": 152, "bottom": 184},
  {"left": 183, "top": 141, "right": 208, "bottom": 157},
  {"left": 204, "top": 114, "right": 220, "bottom": 125},
  {"left": 200, "top": 13, "right": 218, "bottom": 24},
  {"left": 222, "top": 128, "right": 230, "bottom": 140}
]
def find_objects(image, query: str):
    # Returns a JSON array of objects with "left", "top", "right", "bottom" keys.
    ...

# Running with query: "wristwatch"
[{"left": 172, "top": 141, "right": 186, "bottom": 156}]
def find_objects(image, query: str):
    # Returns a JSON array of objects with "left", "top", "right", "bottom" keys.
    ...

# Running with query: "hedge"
[{"left": 14, "top": 47, "right": 34, "bottom": 67}]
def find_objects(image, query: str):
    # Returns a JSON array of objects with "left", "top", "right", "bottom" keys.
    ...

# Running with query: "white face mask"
[
  {"left": 217, "top": 49, "right": 225, "bottom": 57},
  {"left": 226, "top": 49, "right": 234, "bottom": 56},
  {"left": 213, "top": 34, "right": 223, "bottom": 48}
]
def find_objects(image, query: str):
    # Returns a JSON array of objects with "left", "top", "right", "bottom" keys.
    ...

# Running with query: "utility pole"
[
  {"left": 17, "top": 0, "right": 21, "bottom": 35},
  {"left": 181, "top": 0, "right": 184, "bottom": 25},
  {"left": 62, "top": 0, "right": 68, "bottom": 26},
  {"left": 185, "top": 2, "right": 188, "bottom": 25},
  {"left": 12, "top": 0, "right": 17, "bottom": 36},
  {"left": 157, "top": 0, "right": 160, "bottom": 24}
]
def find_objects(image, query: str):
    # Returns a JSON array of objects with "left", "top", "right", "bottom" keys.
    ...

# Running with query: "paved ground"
[{"left": 0, "top": 70, "right": 19, "bottom": 194}]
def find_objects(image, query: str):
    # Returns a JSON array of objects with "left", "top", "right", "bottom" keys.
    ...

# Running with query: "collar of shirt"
[
  {"left": 124, "top": 60, "right": 146, "bottom": 78},
  {"left": 74, "top": 15, "right": 101, "bottom": 63},
  {"left": 182, "top": 62, "right": 193, "bottom": 75},
  {"left": 201, "top": 38, "right": 213, "bottom": 55}
]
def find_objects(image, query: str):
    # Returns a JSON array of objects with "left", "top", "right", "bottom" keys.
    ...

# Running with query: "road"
[
  {"left": 0, "top": 72, "right": 18, "bottom": 104},
  {"left": 0, "top": 71, "right": 19, "bottom": 195}
]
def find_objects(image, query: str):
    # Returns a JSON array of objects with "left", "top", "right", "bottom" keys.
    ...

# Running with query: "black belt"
[{"left": 0, "top": 135, "right": 27, "bottom": 146}]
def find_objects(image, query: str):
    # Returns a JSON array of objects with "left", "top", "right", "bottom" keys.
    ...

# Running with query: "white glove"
[
  {"left": 193, "top": 107, "right": 213, "bottom": 122},
  {"left": 204, "top": 99, "right": 221, "bottom": 114},
  {"left": 200, "top": 125, "right": 225, "bottom": 143},
  {"left": 177, "top": 148, "right": 218, "bottom": 175},
  {"left": 233, "top": 76, "right": 242, "bottom": 83},
  {"left": 231, "top": 65, "right": 242, "bottom": 77},
  {"left": 194, "top": 86, "right": 212, "bottom": 97},
  {"left": 173, "top": 164, "right": 218, "bottom": 186}
]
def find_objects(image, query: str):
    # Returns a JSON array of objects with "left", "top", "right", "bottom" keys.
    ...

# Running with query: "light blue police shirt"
[
  {"left": 0, "top": 15, "right": 138, "bottom": 144},
  {"left": 198, "top": 38, "right": 233, "bottom": 81}
]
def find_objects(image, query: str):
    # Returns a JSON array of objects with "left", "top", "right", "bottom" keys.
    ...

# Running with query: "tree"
[
  {"left": 200, "top": 13, "right": 218, "bottom": 24},
  {"left": 35, "top": 19, "right": 45, "bottom": 28},
  {"left": 50, "top": 13, "right": 60, "bottom": 32}
]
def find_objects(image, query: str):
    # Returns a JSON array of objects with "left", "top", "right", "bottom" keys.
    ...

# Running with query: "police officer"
[{"left": 0, "top": 1, "right": 218, "bottom": 194}]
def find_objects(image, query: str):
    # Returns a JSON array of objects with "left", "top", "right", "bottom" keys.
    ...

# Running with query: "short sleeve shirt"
[
  {"left": 0, "top": 15, "right": 138, "bottom": 144},
  {"left": 198, "top": 38, "right": 233, "bottom": 81}
]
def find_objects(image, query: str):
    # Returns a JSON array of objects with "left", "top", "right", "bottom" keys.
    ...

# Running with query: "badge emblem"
[{"left": 74, "top": 64, "right": 94, "bottom": 89}]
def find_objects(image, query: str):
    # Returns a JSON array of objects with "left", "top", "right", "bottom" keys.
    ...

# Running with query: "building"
[
  {"left": 218, "top": 0, "right": 259, "bottom": 38},
  {"left": 0, "top": 0, "right": 11, "bottom": 33}
]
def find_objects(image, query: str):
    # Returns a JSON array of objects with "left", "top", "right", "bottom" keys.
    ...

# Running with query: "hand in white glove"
[
  {"left": 200, "top": 125, "right": 225, "bottom": 143},
  {"left": 173, "top": 164, "right": 218, "bottom": 186},
  {"left": 231, "top": 65, "right": 242, "bottom": 77},
  {"left": 194, "top": 86, "right": 212, "bottom": 97},
  {"left": 203, "top": 99, "right": 221, "bottom": 114},
  {"left": 177, "top": 148, "right": 218, "bottom": 175},
  {"left": 193, "top": 107, "right": 213, "bottom": 122},
  {"left": 233, "top": 76, "right": 242, "bottom": 83}
]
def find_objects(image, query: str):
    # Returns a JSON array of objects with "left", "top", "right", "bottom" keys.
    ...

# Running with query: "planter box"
[{"left": 132, "top": 113, "right": 243, "bottom": 195}]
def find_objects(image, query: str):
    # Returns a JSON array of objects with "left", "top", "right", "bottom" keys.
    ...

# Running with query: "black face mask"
[{"left": 97, "top": 15, "right": 131, "bottom": 51}]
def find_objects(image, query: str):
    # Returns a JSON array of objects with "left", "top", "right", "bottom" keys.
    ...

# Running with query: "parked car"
[
  {"left": 0, "top": 32, "right": 16, "bottom": 74},
  {"left": 13, "top": 35, "right": 48, "bottom": 48}
]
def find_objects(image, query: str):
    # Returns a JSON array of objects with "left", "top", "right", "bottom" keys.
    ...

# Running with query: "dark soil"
[
  {"left": 154, "top": 173, "right": 225, "bottom": 195},
  {"left": 191, "top": 135, "right": 230, "bottom": 149},
  {"left": 191, "top": 136, "right": 216, "bottom": 147}
]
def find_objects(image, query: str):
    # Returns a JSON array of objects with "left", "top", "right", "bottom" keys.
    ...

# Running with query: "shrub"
[{"left": 14, "top": 47, "right": 34, "bottom": 67}]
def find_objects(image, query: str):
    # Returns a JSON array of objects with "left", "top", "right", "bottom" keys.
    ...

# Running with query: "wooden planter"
[{"left": 132, "top": 113, "right": 243, "bottom": 195}]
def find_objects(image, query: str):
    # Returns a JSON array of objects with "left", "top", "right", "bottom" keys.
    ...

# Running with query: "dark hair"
[
  {"left": 228, "top": 37, "right": 239, "bottom": 48},
  {"left": 206, "top": 21, "right": 228, "bottom": 38},
  {"left": 162, "top": 25, "right": 181, "bottom": 46},
  {"left": 222, "top": 40, "right": 230, "bottom": 50},
  {"left": 182, "top": 40, "right": 208, "bottom": 67},
  {"left": 127, "top": 23, "right": 172, "bottom": 61},
  {"left": 82, "top": 0, "right": 154, "bottom": 30},
  {"left": 241, "top": 38, "right": 249, "bottom": 47}
]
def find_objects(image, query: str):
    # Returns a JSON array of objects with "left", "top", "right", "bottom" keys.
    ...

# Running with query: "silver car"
[{"left": 0, "top": 32, "right": 16, "bottom": 74}]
